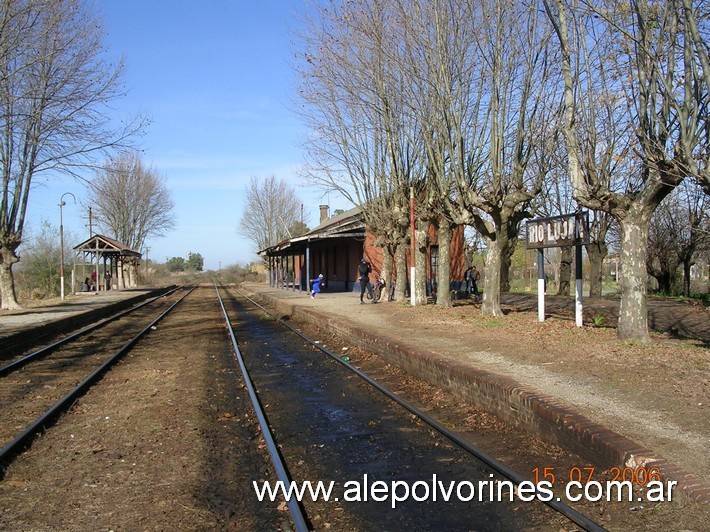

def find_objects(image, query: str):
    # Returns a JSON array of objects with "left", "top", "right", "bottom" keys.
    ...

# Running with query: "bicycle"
[{"left": 367, "top": 278, "right": 386, "bottom": 302}]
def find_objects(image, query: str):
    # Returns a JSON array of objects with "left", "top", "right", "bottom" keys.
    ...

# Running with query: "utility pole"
[
  {"left": 410, "top": 187, "right": 416, "bottom": 306},
  {"left": 59, "top": 192, "right": 76, "bottom": 300}
]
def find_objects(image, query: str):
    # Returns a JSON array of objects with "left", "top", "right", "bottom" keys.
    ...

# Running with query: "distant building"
[{"left": 258, "top": 205, "right": 465, "bottom": 297}]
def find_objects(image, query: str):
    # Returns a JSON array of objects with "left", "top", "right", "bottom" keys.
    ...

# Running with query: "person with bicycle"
[{"left": 358, "top": 259, "right": 374, "bottom": 304}]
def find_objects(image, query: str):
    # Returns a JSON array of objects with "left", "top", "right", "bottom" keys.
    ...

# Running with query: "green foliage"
[
  {"left": 593, "top": 315, "right": 605, "bottom": 327},
  {"left": 510, "top": 245, "right": 528, "bottom": 273},
  {"left": 16, "top": 221, "right": 61, "bottom": 298},
  {"left": 216, "top": 263, "right": 263, "bottom": 284},
  {"left": 186, "top": 252, "right": 204, "bottom": 271},
  {"left": 508, "top": 278, "right": 533, "bottom": 292},
  {"left": 166, "top": 252, "right": 204, "bottom": 272},
  {"left": 288, "top": 220, "right": 309, "bottom": 237},
  {"left": 15, "top": 220, "right": 80, "bottom": 300},
  {"left": 653, "top": 290, "right": 709, "bottom": 305},
  {"left": 162, "top": 252, "right": 206, "bottom": 275},
  {"left": 166, "top": 256, "right": 186, "bottom": 272},
  {"left": 471, "top": 248, "right": 487, "bottom": 267}
]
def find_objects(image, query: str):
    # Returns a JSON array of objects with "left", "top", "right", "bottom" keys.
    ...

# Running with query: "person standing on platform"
[
  {"left": 358, "top": 259, "right": 373, "bottom": 304},
  {"left": 472, "top": 266, "right": 480, "bottom": 298},
  {"left": 464, "top": 266, "right": 473, "bottom": 295}
]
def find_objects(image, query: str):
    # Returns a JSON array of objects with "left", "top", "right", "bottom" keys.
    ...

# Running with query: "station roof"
[
  {"left": 73, "top": 234, "right": 142, "bottom": 258},
  {"left": 259, "top": 206, "right": 365, "bottom": 256}
]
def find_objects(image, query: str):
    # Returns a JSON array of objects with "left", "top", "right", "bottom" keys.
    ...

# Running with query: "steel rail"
[
  {"left": 215, "top": 284, "right": 310, "bottom": 532},
  {"left": 0, "top": 286, "right": 181, "bottom": 377},
  {"left": 233, "top": 286, "right": 606, "bottom": 532},
  {"left": 0, "top": 287, "right": 196, "bottom": 477}
]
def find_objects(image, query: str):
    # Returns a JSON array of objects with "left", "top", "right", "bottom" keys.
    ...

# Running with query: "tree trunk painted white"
[
  {"left": 127, "top": 263, "right": 136, "bottom": 288},
  {"left": 0, "top": 246, "right": 21, "bottom": 309},
  {"left": 119, "top": 263, "right": 125, "bottom": 289},
  {"left": 481, "top": 235, "right": 505, "bottom": 316},
  {"left": 381, "top": 247, "right": 393, "bottom": 302},
  {"left": 617, "top": 214, "right": 651, "bottom": 341},
  {"left": 395, "top": 243, "right": 407, "bottom": 302},
  {"left": 436, "top": 219, "right": 452, "bottom": 307},
  {"left": 117, "top": 259, "right": 125, "bottom": 290}
]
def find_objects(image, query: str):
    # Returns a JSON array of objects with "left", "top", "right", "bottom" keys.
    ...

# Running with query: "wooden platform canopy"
[{"left": 73, "top": 234, "right": 142, "bottom": 290}]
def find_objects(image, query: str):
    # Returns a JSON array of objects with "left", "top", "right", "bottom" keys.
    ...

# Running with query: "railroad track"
[
  {"left": 216, "top": 284, "right": 605, "bottom": 531},
  {"left": 0, "top": 286, "right": 195, "bottom": 475}
]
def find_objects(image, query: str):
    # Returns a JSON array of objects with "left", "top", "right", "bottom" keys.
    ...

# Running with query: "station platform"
[
  {"left": 238, "top": 282, "right": 710, "bottom": 504},
  {"left": 0, "top": 289, "right": 157, "bottom": 356}
]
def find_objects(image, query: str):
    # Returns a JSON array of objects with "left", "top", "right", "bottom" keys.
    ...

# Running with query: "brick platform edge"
[{"left": 244, "top": 287, "right": 710, "bottom": 504}]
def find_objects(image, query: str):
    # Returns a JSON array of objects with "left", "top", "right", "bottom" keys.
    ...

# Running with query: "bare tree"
[
  {"left": 89, "top": 152, "right": 175, "bottom": 252},
  {"left": 647, "top": 180, "right": 709, "bottom": 295},
  {"left": 538, "top": 116, "right": 614, "bottom": 298},
  {"left": 295, "top": 0, "right": 423, "bottom": 301},
  {"left": 0, "top": 0, "right": 144, "bottom": 309},
  {"left": 239, "top": 175, "right": 303, "bottom": 253},
  {"left": 679, "top": 0, "right": 710, "bottom": 195},
  {"left": 677, "top": 183, "right": 709, "bottom": 296},
  {"left": 646, "top": 197, "right": 684, "bottom": 294},
  {"left": 15, "top": 220, "right": 63, "bottom": 298},
  {"left": 88, "top": 153, "right": 174, "bottom": 288},
  {"left": 397, "top": 0, "right": 558, "bottom": 316},
  {"left": 545, "top": 0, "right": 709, "bottom": 340}
]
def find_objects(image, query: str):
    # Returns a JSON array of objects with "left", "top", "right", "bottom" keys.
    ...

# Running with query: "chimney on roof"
[{"left": 319, "top": 204, "right": 329, "bottom": 224}]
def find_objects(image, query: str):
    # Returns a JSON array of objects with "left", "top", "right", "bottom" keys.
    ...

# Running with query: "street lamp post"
[{"left": 59, "top": 192, "right": 76, "bottom": 301}]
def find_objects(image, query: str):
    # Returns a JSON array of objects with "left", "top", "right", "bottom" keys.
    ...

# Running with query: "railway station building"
[{"left": 259, "top": 206, "right": 466, "bottom": 299}]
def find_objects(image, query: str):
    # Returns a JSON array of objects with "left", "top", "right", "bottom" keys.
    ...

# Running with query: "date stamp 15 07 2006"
[{"left": 532, "top": 466, "right": 677, "bottom": 503}]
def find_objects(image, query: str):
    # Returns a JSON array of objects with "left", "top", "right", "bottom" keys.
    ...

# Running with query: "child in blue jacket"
[{"left": 310, "top": 274, "right": 324, "bottom": 299}]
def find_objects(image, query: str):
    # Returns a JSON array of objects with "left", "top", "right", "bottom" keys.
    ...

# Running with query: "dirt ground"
[{"left": 0, "top": 289, "right": 288, "bottom": 530}]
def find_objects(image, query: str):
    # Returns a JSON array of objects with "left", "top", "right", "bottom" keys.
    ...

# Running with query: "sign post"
[
  {"left": 525, "top": 212, "right": 589, "bottom": 326},
  {"left": 575, "top": 243, "right": 584, "bottom": 327},
  {"left": 537, "top": 249, "right": 545, "bottom": 322}
]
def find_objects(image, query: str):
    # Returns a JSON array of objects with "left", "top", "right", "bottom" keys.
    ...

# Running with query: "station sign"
[{"left": 525, "top": 211, "right": 589, "bottom": 249}]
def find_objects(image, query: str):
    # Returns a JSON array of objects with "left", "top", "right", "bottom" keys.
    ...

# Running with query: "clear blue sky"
[{"left": 25, "top": 0, "right": 349, "bottom": 271}]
